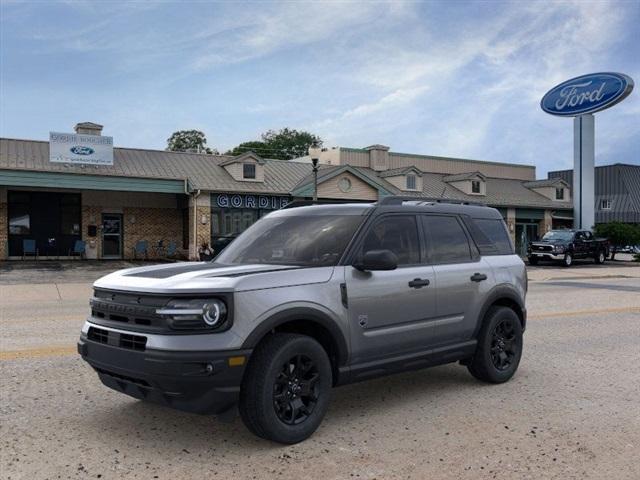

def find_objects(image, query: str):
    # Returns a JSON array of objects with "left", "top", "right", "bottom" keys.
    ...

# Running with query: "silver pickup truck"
[{"left": 78, "top": 197, "right": 527, "bottom": 444}]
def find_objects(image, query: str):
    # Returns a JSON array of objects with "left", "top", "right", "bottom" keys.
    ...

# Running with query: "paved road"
[{"left": 1, "top": 265, "right": 639, "bottom": 479}]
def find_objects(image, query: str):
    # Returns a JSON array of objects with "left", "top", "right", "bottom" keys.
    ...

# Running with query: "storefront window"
[
  {"left": 8, "top": 192, "right": 30, "bottom": 234},
  {"left": 9, "top": 209, "right": 30, "bottom": 234}
]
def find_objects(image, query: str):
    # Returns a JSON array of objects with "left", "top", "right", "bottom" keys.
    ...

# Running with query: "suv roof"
[{"left": 277, "top": 196, "right": 503, "bottom": 220}]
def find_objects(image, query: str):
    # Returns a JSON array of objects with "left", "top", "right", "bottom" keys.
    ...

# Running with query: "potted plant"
[{"left": 198, "top": 241, "right": 214, "bottom": 261}]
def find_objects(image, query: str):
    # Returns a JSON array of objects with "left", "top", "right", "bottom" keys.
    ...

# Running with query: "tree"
[
  {"left": 593, "top": 222, "right": 640, "bottom": 260},
  {"left": 225, "top": 141, "right": 269, "bottom": 157},
  {"left": 226, "top": 128, "right": 322, "bottom": 160},
  {"left": 167, "top": 130, "right": 217, "bottom": 154}
]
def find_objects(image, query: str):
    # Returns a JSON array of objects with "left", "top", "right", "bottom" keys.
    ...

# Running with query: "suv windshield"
[
  {"left": 214, "top": 214, "right": 364, "bottom": 267},
  {"left": 542, "top": 231, "right": 574, "bottom": 241}
]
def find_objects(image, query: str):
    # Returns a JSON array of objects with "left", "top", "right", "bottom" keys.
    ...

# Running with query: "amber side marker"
[{"left": 228, "top": 356, "right": 246, "bottom": 367}]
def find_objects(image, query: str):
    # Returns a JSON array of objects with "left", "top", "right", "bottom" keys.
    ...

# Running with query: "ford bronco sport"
[{"left": 78, "top": 197, "right": 527, "bottom": 444}]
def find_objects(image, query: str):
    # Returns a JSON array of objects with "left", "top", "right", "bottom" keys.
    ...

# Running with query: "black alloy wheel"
[
  {"left": 490, "top": 319, "right": 517, "bottom": 371},
  {"left": 239, "top": 333, "right": 332, "bottom": 444},
  {"left": 273, "top": 354, "right": 320, "bottom": 425},
  {"left": 467, "top": 306, "right": 523, "bottom": 383}
]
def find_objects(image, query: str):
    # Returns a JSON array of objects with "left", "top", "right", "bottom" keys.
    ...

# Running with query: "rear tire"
[
  {"left": 239, "top": 333, "right": 332, "bottom": 444},
  {"left": 468, "top": 306, "right": 523, "bottom": 384},
  {"left": 595, "top": 250, "right": 606, "bottom": 264}
]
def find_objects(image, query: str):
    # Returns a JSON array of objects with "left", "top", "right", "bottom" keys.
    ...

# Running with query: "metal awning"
[{"left": 0, "top": 169, "right": 187, "bottom": 194}]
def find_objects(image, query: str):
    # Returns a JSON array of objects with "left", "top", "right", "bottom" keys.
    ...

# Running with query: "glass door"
[
  {"left": 515, "top": 222, "right": 539, "bottom": 257},
  {"left": 102, "top": 213, "right": 123, "bottom": 259}
]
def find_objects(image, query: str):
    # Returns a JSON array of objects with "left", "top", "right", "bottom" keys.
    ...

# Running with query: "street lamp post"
[{"left": 308, "top": 144, "right": 321, "bottom": 203}]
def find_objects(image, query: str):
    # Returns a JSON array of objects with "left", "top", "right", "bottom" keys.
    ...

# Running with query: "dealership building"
[{"left": 1, "top": 122, "right": 578, "bottom": 261}]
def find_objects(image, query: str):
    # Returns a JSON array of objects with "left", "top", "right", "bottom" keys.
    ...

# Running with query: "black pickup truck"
[{"left": 528, "top": 230, "right": 609, "bottom": 267}]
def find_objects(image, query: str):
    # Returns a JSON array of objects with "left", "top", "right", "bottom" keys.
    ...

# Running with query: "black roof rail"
[
  {"left": 281, "top": 199, "right": 365, "bottom": 209},
  {"left": 377, "top": 195, "right": 486, "bottom": 207}
]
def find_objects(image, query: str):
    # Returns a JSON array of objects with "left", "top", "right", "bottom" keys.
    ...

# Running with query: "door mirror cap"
[{"left": 354, "top": 249, "right": 398, "bottom": 271}]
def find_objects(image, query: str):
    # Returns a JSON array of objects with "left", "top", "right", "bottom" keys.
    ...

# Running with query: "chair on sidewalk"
[
  {"left": 133, "top": 240, "right": 149, "bottom": 260},
  {"left": 166, "top": 240, "right": 178, "bottom": 258},
  {"left": 68, "top": 240, "right": 86, "bottom": 260},
  {"left": 22, "top": 239, "right": 38, "bottom": 261}
]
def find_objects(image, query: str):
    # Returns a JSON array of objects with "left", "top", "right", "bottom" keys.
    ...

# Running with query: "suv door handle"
[
  {"left": 408, "top": 278, "right": 430, "bottom": 289},
  {"left": 470, "top": 273, "right": 487, "bottom": 282}
]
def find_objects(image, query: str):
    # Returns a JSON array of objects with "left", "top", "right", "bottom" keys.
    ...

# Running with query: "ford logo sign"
[
  {"left": 70, "top": 146, "right": 95, "bottom": 155},
  {"left": 541, "top": 72, "right": 634, "bottom": 116}
]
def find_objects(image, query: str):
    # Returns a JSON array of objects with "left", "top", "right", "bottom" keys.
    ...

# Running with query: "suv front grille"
[
  {"left": 87, "top": 326, "right": 147, "bottom": 351},
  {"left": 90, "top": 290, "right": 171, "bottom": 333}
]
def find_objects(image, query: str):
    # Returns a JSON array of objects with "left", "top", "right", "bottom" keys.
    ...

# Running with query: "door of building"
[
  {"left": 515, "top": 223, "right": 539, "bottom": 257},
  {"left": 102, "top": 214, "right": 123, "bottom": 259}
]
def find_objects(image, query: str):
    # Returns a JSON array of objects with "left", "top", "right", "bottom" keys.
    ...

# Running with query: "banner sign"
[
  {"left": 213, "top": 193, "right": 290, "bottom": 210},
  {"left": 541, "top": 72, "right": 634, "bottom": 117},
  {"left": 49, "top": 132, "right": 114, "bottom": 165}
]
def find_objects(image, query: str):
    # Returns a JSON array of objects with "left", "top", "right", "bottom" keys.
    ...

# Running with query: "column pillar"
[{"left": 573, "top": 114, "right": 595, "bottom": 229}]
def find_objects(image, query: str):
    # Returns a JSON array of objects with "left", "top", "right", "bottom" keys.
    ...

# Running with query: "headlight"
[
  {"left": 157, "top": 299, "right": 228, "bottom": 331},
  {"left": 555, "top": 245, "right": 565, "bottom": 253}
]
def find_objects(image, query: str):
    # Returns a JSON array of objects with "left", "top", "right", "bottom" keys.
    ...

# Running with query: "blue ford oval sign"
[
  {"left": 541, "top": 72, "right": 634, "bottom": 116},
  {"left": 70, "top": 145, "right": 95, "bottom": 155}
]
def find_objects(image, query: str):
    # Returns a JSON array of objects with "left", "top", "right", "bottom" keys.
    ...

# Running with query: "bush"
[{"left": 594, "top": 222, "right": 640, "bottom": 260}]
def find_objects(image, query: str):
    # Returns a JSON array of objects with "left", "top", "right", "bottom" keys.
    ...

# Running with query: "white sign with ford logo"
[{"left": 49, "top": 132, "right": 114, "bottom": 165}]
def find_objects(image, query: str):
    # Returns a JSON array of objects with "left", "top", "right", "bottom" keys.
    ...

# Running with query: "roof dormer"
[
  {"left": 379, "top": 166, "right": 423, "bottom": 192},
  {"left": 219, "top": 151, "right": 265, "bottom": 182},
  {"left": 443, "top": 171, "right": 486, "bottom": 195},
  {"left": 523, "top": 178, "right": 571, "bottom": 202}
]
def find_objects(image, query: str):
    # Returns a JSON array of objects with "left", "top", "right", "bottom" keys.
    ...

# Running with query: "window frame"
[
  {"left": 406, "top": 174, "right": 417, "bottom": 191},
  {"left": 347, "top": 213, "right": 424, "bottom": 268},
  {"left": 471, "top": 180, "right": 481, "bottom": 194},
  {"left": 600, "top": 199, "right": 611, "bottom": 210},
  {"left": 555, "top": 187, "right": 564, "bottom": 200},
  {"left": 420, "top": 214, "right": 479, "bottom": 265},
  {"left": 243, "top": 163, "right": 257, "bottom": 179}
]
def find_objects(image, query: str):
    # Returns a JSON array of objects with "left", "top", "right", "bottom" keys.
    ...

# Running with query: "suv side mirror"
[{"left": 353, "top": 249, "right": 398, "bottom": 271}]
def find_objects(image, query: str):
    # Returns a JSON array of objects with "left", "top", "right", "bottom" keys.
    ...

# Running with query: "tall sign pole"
[
  {"left": 573, "top": 114, "right": 595, "bottom": 229},
  {"left": 541, "top": 72, "right": 633, "bottom": 230}
]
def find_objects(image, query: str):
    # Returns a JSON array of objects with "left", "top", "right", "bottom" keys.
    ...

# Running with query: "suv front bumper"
[{"left": 78, "top": 334, "right": 251, "bottom": 415}]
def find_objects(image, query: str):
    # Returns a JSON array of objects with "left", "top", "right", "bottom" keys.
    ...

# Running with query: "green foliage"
[
  {"left": 167, "top": 130, "right": 217, "bottom": 154},
  {"left": 226, "top": 128, "right": 322, "bottom": 160},
  {"left": 594, "top": 222, "right": 640, "bottom": 260},
  {"left": 225, "top": 141, "right": 270, "bottom": 157}
]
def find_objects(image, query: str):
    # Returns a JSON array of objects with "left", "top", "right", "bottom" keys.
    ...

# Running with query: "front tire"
[
  {"left": 468, "top": 307, "right": 523, "bottom": 384},
  {"left": 527, "top": 256, "right": 538, "bottom": 266},
  {"left": 562, "top": 252, "right": 573, "bottom": 267},
  {"left": 239, "top": 333, "right": 332, "bottom": 444}
]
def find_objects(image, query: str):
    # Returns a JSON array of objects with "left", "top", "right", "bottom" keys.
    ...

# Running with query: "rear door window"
[
  {"left": 470, "top": 218, "right": 514, "bottom": 255},
  {"left": 360, "top": 215, "right": 420, "bottom": 265},
  {"left": 422, "top": 215, "right": 472, "bottom": 264}
]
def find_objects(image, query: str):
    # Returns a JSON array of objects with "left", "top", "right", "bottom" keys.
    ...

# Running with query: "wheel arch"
[
  {"left": 474, "top": 285, "right": 526, "bottom": 336},
  {"left": 241, "top": 307, "right": 349, "bottom": 384}
]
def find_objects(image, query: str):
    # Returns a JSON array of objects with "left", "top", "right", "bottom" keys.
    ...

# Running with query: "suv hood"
[{"left": 93, "top": 262, "right": 335, "bottom": 294}]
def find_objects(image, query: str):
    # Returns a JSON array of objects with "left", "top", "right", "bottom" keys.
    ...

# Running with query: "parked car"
[
  {"left": 527, "top": 229, "right": 609, "bottom": 267},
  {"left": 78, "top": 197, "right": 527, "bottom": 444}
]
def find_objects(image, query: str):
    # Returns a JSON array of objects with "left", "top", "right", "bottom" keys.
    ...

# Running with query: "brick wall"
[{"left": 122, "top": 207, "right": 183, "bottom": 260}]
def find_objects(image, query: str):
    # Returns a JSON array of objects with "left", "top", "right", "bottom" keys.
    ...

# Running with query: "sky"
[{"left": 1, "top": 0, "right": 638, "bottom": 177}]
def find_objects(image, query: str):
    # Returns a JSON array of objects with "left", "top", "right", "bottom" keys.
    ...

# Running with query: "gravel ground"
[{"left": 1, "top": 264, "right": 639, "bottom": 479}]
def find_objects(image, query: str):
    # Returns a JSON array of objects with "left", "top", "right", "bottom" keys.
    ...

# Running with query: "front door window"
[{"left": 102, "top": 214, "right": 123, "bottom": 258}]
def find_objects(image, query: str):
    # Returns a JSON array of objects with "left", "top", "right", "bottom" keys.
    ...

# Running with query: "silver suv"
[{"left": 78, "top": 197, "right": 527, "bottom": 444}]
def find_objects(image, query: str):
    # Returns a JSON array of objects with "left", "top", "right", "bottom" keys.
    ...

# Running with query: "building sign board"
[
  {"left": 49, "top": 132, "right": 114, "bottom": 165},
  {"left": 213, "top": 193, "right": 290, "bottom": 210},
  {"left": 540, "top": 72, "right": 634, "bottom": 117}
]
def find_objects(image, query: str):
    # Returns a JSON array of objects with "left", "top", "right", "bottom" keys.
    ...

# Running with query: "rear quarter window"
[{"left": 468, "top": 218, "right": 514, "bottom": 255}]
